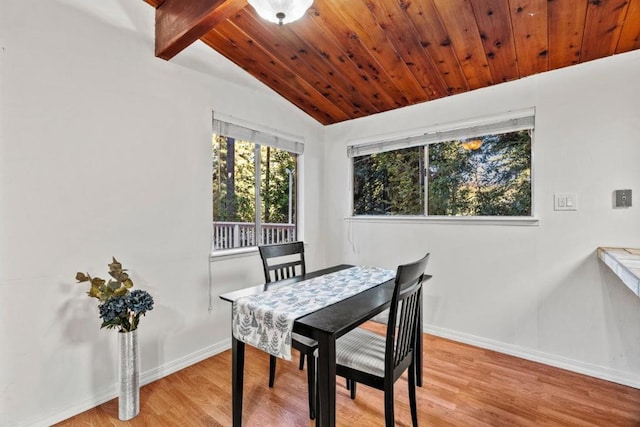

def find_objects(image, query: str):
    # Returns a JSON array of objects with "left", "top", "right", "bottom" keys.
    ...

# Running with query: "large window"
[
  {"left": 351, "top": 113, "right": 533, "bottom": 217},
  {"left": 212, "top": 117, "right": 302, "bottom": 251}
]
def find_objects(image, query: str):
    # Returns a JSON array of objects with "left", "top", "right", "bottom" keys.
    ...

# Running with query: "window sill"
[
  {"left": 210, "top": 246, "right": 259, "bottom": 261},
  {"left": 345, "top": 215, "right": 539, "bottom": 226},
  {"left": 209, "top": 241, "right": 309, "bottom": 261}
]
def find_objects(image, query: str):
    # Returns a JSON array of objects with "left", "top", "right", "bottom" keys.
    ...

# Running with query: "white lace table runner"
[{"left": 232, "top": 266, "right": 395, "bottom": 360}]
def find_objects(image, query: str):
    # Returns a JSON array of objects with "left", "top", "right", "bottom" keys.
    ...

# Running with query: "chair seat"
[
  {"left": 334, "top": 328, "right": 387, "bottom": 378},
  {"left": 292, "top": 332, "right": 317, "bottom": 349}
]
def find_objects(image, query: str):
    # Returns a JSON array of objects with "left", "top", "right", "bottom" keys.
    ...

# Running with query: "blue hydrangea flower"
[
  {"left": 125, "top": 289, "right": 154, "bottom": 315},
  {"left": 98, "top": 295, "right": 128, "bottom": 323}
]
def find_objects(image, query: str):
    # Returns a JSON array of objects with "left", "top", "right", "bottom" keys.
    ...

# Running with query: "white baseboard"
[
  {"left": 139, "top": 339, "right": 231, "bottom": 385},
  {"left": 424, "top": 324, "right": 640, "bottom": 389},
  {"left": 26, "top": 339, "right": 232, "bottom": 427}
]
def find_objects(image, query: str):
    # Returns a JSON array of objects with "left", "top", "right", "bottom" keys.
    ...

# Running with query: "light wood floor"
[{"left": 57, "top": 322, "right": 640, "bottom": 426}]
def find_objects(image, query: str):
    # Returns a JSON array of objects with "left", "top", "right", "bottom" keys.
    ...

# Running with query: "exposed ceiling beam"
[
  {"left": 144, "top": 0, "right": 165, "bottom": 7},
  {"left": 155, "top": 0, "right": 247, "bottom": 60}
]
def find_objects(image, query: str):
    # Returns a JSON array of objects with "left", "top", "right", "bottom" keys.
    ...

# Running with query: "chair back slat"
[
  {"left": 394, "top": 290, "right": 420, "bottom": 366},
  {"left": 259, "top": 242, "right": 306, "bottom": 283},
  {"left": 385, "top": 253, "right": 430, "bottom": 374}
]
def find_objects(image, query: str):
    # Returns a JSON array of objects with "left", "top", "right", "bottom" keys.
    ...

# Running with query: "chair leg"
[
  {"left": 299, "top": 353, "right": 305, "bottom": 370},
  {"left": 408, "top": 363, "right": 418, "bottom": 427},
  {"left": 384, "top": 386, "right": 395, "bottom": 427},
  {"left": 307, "top": 353, "right": 316, "bottom": 420},
  {"left": 269, "top": 355, "right": 277, "bottom": 388},
  {"left": 345, "top": 379, "right": 358, "bottom": 398}
]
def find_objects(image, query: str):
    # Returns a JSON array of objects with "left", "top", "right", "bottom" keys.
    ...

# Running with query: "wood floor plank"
[{"left": 56, "top": 322, "right": 640, "bottom": 426}]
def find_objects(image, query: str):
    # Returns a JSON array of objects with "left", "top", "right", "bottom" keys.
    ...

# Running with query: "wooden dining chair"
[
  {"left": 258, "top": 241, "right": 317, "bottom": 419},
  {"left": 324, "top": 253, "right": 430, "bottom": 427},
  {"left": 364, "top": 256, "right": 428, "bottom": 390}
]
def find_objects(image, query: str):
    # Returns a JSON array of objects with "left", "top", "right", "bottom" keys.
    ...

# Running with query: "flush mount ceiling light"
[{"left": 248, "top": 0, "right": 313, "bottom": 25}]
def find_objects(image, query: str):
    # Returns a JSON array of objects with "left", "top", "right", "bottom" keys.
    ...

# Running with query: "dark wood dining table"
[{"left": 219, "top": 264, "right": 427, "bottom": 427}]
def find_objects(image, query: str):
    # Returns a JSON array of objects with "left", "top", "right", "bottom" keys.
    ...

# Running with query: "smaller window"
[{"left": 212, "top": 117, "right": 302, "bottom": 251}]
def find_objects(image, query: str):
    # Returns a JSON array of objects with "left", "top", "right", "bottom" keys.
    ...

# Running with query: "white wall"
[
  {"left": 0, "top": 1, "right": 325, "bottom": 426},
  {"left": 2, "top": 0, "right": 639, "bottom": 425},
  {"left": 324, "top": 50, "right": 640, "bottom": 386}
]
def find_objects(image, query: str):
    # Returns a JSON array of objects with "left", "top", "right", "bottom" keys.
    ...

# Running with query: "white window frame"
[{"left": 347, "top": 108, "right": 538, "bottom": 226}]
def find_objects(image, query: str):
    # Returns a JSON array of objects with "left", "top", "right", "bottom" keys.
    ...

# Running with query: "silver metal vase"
[{"left": 118, "top": 329, "right": 140, "bottom": 421}]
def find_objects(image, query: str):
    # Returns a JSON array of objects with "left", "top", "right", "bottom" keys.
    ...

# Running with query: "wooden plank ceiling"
[{"left": 146, "top": 0, "right": 640, "bottom": 125}]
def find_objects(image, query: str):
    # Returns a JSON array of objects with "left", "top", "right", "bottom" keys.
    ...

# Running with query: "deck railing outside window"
[{"left": 212, "top": 222, "right": 297, "bottom": 250}]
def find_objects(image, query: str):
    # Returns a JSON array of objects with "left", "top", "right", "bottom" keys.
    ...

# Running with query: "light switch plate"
[
  {"left": 614, "top": 189, "right": 632, "bottom": 208},
  {"left": 554, "top": 193, "right": 577, "bottom": 211}
]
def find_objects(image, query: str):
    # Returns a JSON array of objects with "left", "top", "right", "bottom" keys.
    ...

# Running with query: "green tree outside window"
[{"left": 353, "top": 130, "right": 532, "bottom": 217}]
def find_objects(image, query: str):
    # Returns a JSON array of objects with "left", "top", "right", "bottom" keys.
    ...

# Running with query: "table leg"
[
  {"left": 316, "top": 333, "right": 336, "bottom": 427},
  {"left": 232, "top": 336, "right": 245, "bottom": 427}
]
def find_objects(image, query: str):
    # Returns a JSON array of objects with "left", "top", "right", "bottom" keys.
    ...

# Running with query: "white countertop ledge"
[{"left": 597, "top": 247, "right": 640, "bottom": 297}]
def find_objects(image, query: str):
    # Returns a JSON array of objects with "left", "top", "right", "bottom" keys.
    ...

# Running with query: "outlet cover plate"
[{"left": 614, "top": 189, "right": 632, "bottom": 208}]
